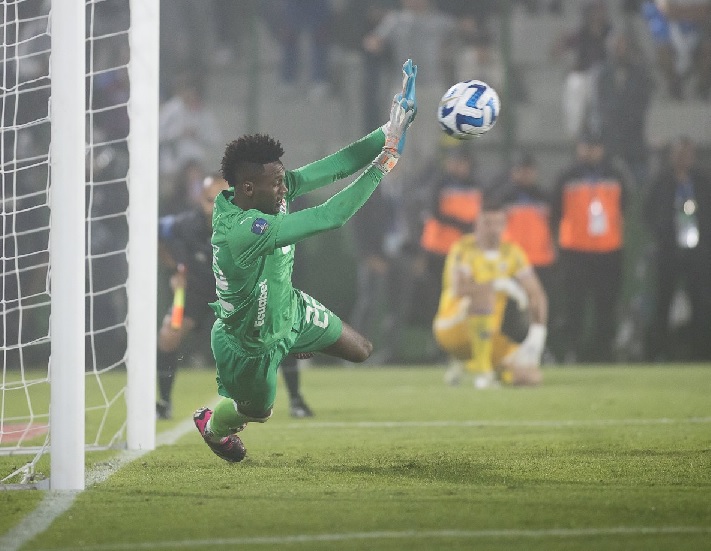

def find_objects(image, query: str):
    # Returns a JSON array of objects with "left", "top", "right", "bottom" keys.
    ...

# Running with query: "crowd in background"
[
  {"left": 2, "top": 0, "right": 710, "bottom": 369},
  {"left": 156, "top": 0, "right": 711, "bottom": 366}
]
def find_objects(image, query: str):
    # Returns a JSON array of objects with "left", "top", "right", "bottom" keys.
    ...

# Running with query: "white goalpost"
[
  {"left": 49, "top": 0, "right": 87, "bottom": 492},
  {"left": 126, "top": 0, "right": 159, "bottom": 454},
  {"left": 0, "top": 0, "right": 159, "bottom": 491}
]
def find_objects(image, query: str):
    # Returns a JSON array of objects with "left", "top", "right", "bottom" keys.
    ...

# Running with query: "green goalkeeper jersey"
[{"left": 209, "top": 128, "right": 386, "bottom": 353}]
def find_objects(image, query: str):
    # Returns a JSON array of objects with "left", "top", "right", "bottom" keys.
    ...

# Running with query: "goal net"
[{"left": 1, "top": 0, "right": 158, "bottom": 490}]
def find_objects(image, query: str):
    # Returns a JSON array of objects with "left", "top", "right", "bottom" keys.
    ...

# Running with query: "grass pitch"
[{"left": 2, "top": 364, "right": 710, "bottom": 550}]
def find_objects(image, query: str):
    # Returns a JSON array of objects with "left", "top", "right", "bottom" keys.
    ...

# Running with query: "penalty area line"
[{"left": 31, "top": 526, "right": 711, "bottom": 550}]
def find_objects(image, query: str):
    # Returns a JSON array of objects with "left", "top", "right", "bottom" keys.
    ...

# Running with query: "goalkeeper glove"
[
  {"left": 375, "top": 59, "right": 417, "bottom": 173},
  {"left": 511, "top": 323, "right": 547, "bottom": 369},
  {"left": 492, "top": 277, "right": 528, "bottom": 310}
]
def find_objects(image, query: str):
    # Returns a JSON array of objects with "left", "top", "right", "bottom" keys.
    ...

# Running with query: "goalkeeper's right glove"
[{"left": 375, "top": 59, "right": 417, "bottom": 173}]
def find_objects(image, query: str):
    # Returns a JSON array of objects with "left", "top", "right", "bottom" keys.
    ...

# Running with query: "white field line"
[
  {"left": 2, "top": 415, "right": 709, "bottom": 550},
  {"left": 283, "top": 416, "right": 711, "bottom": 430},
  {"left": 0, "top": 417, "right": 197, "bottom": 551},
  {"left": 31, "top": 526, "right": 711, "bottom": 551}
]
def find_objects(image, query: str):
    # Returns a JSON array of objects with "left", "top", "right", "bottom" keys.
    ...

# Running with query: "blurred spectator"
[
  {"left": 365, "top": 143, "right": 483, "bottom": 365},
  {"left": 158, "top": 71, "right": 221, "bottom": 210},
  {"left": 456, "top": 15, "right": 505, "bottom": 92},
  {"left": 500, "top": 152, "right": 557, "bottom": 289},
  {"left": 498, "top": 152, "right": 559, "bottom": 355},
  {"left": 366, "top": 159, "right": 440, "bottom": 364},
  {"left": 159, "top": 0, "right": 217, "bottom": 99},
  {"left": 551, "top": 0, "right": 612, "bottom": 139},
  {"left": 12, "top": 1, "right": 51, "bottom": 159},
  {"left": 348, "top": 184, "right": 397, "bottom": 355},
  {"left": 363, "top": 0, "right": 458, "bottom": 178},
  {"left": 155, "top": 175, "right": 228, "bottom": 419},
  {"left": 644, "top": 136, "right": 711, "bottom": 361},
  {"left": 511, "top": 0, "right": 564, "bottom": 13},
  {"left": 641, "top": 0, "right": 711, "bottom": 100},
  {"left": 592, "top": 31, "right": 655, "bottom": 190},
  {"left": 551, "top": 128, "right": 631, "bottom": 363},
  {"left": 212, "top": 0, "right": 248, "bottom": 67},
  {"left": 332, "top": 0, "right": 397, "bottom": 133},
  {"left": 419, "top": 142, "right": 483, "bottom": 321},
  {"left": 91, "top": 43, "right": 131, "bottom": 144},
  {"left": 261, "top": 0, "right": 334, "bottom": 100},
  {"left": 86, "top": 144, "right": 131, "bottom": 370},
  {"left": 435, "top": 1, "right": 524, "bottom": 100},
  {"left": 161, "top": 159, "right": 208, "bottom": 216}
]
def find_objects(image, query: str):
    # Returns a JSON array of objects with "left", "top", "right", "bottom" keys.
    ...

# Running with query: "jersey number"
[{"left": 302, "top": 293, "right": 329, "bottom": 328}]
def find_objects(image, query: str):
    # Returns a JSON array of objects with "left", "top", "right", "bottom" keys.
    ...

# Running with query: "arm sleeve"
[
  {"left": 287, "top": 127, "right": 386, "bottom": 200},
  {"left": 276, "top": 164, "right": 385, "bottom": 247}
]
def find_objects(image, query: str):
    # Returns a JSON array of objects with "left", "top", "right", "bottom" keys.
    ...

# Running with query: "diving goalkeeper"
[{"left": 194, "top": 60, "right": 418, "bottom": 462}]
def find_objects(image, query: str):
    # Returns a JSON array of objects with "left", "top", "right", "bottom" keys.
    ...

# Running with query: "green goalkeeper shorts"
[{"left": 211, "top": 290, "right": 342, "bottom": 416}]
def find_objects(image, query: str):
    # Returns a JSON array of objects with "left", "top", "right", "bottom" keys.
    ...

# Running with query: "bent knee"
[{"left": 350, "top": 339, "right": 373, "bottom": 363}]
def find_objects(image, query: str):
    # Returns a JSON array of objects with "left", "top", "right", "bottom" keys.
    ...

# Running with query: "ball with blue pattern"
[{"left": 437, "top": 80, "right": 500, "bottom": 139}]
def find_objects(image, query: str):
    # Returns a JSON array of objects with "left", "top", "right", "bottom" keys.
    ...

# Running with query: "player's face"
[
  {"left": 476, "top": 209, "right": 507, "bottom": 249},
  {"left": 251, "top": 161, "right": 286, "bottom": 215}
]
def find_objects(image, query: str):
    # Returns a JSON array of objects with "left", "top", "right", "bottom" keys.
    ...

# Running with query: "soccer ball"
[{"left": 437, "top": 80, "right": 500, "bottom": 139}]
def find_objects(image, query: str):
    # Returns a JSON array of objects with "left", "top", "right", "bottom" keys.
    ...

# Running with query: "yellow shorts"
[{"left": 433, "top": 307, "right": 518, "bottom": 368}]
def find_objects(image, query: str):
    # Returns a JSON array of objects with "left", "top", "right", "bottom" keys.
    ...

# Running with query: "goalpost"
[{"left": 0, "top": 0, "right": 159, "bottom": 490}]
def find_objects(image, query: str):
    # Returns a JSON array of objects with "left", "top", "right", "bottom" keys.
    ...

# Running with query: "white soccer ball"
[{"left": 437, "top": 80, "right": 500, "bottom": 139}]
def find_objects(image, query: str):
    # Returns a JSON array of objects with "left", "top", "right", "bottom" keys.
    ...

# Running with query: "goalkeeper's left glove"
[
  {"left": 378, "top": 59, "right": 417, "bottom": 171},
  {"left": 492, "top": 277, "right": 528, "bottom": 310},
  {"left": 511, "top": 323, "right": 547, "bottom": 368}
]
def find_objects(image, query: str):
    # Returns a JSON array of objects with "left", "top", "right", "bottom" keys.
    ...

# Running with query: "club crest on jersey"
[{"left": 251, "top": 218, "right": 269, "bottom": 235}]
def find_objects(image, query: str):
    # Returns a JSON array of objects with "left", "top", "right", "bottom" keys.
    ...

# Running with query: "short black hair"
[{"left": 221, "top": 134, "right": 285, "bottom": 187}]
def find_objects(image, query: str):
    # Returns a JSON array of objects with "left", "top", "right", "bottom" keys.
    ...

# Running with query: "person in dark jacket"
[{"left": 644, "top": 136, "right": 711, "bottom": 361}]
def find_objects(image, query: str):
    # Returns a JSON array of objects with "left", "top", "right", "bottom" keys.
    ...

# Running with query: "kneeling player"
[{"left": 433, "top": 195, "right": 548, "bottom": 388}]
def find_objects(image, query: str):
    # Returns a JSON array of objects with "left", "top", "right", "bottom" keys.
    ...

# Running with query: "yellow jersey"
[{"left": 435, "top": 234, "right": 530, "bottom": 325}]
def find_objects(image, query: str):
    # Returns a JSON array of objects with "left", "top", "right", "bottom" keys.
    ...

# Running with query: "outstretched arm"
[
  {"left": 289, "top": 59, "right": 418, "bottom": 199},
  {"left": 277, "top": 163, "right": 386, "bottom": 246},
  {"left": 288, "top": 128, "right": 386, "bottom": 199},
  {"left": 277, "top": 59, "right": 417, "bottom": 246}
]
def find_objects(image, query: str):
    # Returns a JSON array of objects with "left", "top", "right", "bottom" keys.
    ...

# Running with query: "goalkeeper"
[
  {"left": 193, "top": 60, "right": 418, "bottom": 462},
  {"left": 433, "top": 194, "right": 548, "bottom": 389},
  {"left": 155, "top": 174, "right": 314, "bottom": 421}
]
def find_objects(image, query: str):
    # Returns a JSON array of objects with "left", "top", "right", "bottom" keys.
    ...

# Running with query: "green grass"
[{"left": 2, "top": 364, "right": 711, "bottom": 551}]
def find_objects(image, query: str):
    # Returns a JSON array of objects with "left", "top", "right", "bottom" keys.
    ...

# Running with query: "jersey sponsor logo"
[
  {"left": 254, "top": 279, "right": 268, "bottom": 327},
  {"left": 251, "top": 218, "right": 269, "bottom": 235}
]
